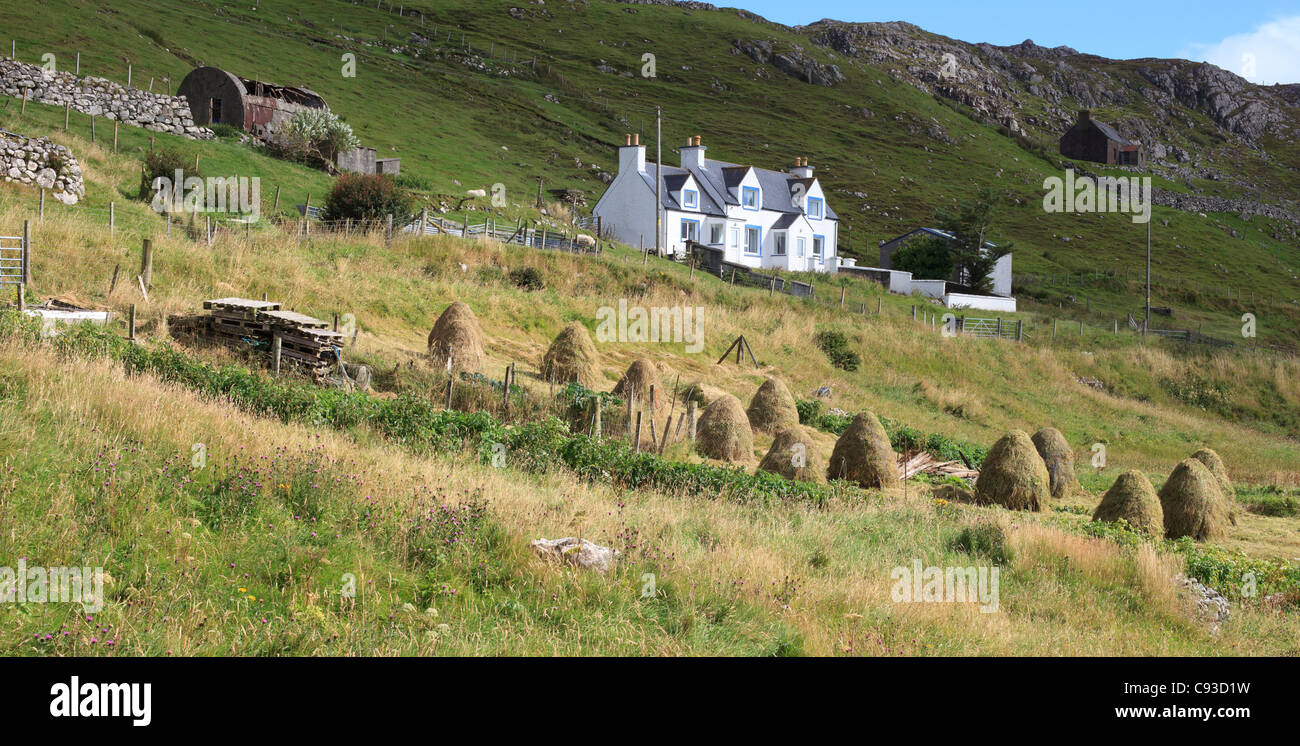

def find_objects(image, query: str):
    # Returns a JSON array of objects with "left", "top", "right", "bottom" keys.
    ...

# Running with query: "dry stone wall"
[
  {"left": 0, "top": 129, "right": 85, "bottom": 205},
  {"left": 0, "top": 58, "right": 212, "bottom": 140}
]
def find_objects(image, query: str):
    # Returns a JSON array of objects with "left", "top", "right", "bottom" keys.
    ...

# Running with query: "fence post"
[
  {"left": 38, "top": 190, "right": 44, "bottom": 221},
  {"left": 272, "top": 335, "right": 282, "bottom": 376},
  {"left": 687, "top": 400, "right": 697, "bottom": 440},
  {"left": 128, "top": 304, "right": 136, "bottom": 340},
  {"left": 385, "top": 214, "right": 393, "bottom": 245},
  {"left": 1016, "top": 319, "right": 1023, "bottom": 342},
  {"left": 140, "top": 238, "right": 153, "bottom": 289},
  {"left": 272, "top": 186, "right": 281, "bottom": 215},
  {"left": 109, "top": 202, "right": 115, "bottom": 235}
]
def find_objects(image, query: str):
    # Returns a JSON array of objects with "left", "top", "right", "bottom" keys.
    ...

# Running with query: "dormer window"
[
  {"left": 807, "top": 197, "right": 823, "bottom": 220},
  {"left": 741, "top": 186, "right": 759, "bottom": 210},
  {"left": 683, "top": 189, "right": 698, "bottom": 209}
]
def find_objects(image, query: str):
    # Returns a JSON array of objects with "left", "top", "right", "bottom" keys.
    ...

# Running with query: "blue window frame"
[
  {"left": 680, "top": 218, "right": 700, "bottom": 243},
  {"left": 744, "top": 225, "right": 762, "bottom": 255},
  {"left": 812, "top": 234, "right": 825, "bottom": 263},
  {"left": 807, "top": 197, "right": 823, "bottom": 220},
  {"left": 682, "top": 189, "right": 698, "bottom": 209},
  {"left": 741, "top": 186, "right": 760, "bottom": 211}
]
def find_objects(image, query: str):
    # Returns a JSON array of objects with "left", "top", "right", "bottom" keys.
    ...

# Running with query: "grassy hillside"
[
  {"left": 1, "top": 0, "right": 1298, "bottom": 656},
  {"left": 3, "top": 0, "right": 1298, "bottom": 346}
]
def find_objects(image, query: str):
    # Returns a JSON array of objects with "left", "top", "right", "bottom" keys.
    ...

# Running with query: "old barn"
[
  {"left": 1059, "top": 110, "right": 1145, "bottom": 167},
  {"left": 176, "top": 66, "right": 327, "bottom": 140}
]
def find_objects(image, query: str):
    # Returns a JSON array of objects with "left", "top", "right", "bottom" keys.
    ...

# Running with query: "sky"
[{"left": 727, "top": 0, "right": 1300, "bottom": 84}]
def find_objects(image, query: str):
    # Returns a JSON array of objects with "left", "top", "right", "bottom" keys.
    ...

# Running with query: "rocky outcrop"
[
  {"left": 1135, "top": 62, "right": 1289, "bottom": 142},
  {"left": 0, "top": 59, "right": 212, "bottom": 140},
  {"left": 801, "top": 20, "right": 1297, "bottom": 151},
  {"left": 0, "top": 130, "right": 85, "bottom": 205},
  {"left": 732, "top": 39, "right": 843, "bottom": 86}
]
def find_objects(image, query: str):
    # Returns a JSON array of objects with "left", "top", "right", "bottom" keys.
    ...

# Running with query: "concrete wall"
[
  {"left": 337, "top": 146, "right": 377, "bottom": 174},
  {"left": 912, "top": 279, "right": 948, "bottom": 299},
  {"left": 944, "top": 292, "right": 1017, "bottom": 312}
]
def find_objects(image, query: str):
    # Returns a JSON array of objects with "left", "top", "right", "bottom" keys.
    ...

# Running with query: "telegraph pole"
[
  {"left": 1144, "top": 215, "right": 1151, "bottom": 335},
  {"left": 655, "top": 105, "right": 662, "bottom": 259}
]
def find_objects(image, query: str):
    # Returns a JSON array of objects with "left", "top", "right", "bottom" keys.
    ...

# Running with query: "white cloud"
[{"left": 1182, "top": 15, "right": 1300, "bottom": 85}]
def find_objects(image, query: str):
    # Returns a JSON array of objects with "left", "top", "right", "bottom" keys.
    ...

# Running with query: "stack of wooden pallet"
[
  {"left": 169, "top": 297, "right": 342, "bottom": 381},
  {"left": 262, "top": 309, "right": 345, "bottom": 378}
]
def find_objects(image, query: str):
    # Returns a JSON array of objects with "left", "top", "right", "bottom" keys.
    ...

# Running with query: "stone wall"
[
  {"left": 0, "top": 129, "right": 86, "bottom": 205},
  {"left": 0, "top": 58, "right": 212, "bottom": 140}
]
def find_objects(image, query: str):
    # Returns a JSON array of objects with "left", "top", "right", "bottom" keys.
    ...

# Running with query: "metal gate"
[{"left": 0, "top": 233, "right": 24, "bottom": 286}]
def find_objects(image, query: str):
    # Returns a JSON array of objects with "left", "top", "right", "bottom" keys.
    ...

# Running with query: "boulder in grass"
[{"left": 530, "top": 537, "right": 619, "bottom": 573}]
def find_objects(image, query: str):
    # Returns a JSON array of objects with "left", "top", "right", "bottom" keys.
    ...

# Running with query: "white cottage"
[{"left": 593, "top": 135, "right": 839, "bottom": 273}]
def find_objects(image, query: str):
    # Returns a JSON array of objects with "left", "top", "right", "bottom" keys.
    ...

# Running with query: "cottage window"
[
  {"left": 210, "top": 98, "right": 223, "bottom": 124},
  {"left": 745, "top": 226, "right": 761, "bottom": 255},
  {"left": 709, "top": 223, "right": 724, "bottom": 245},
  {"left": 681, "top": 219, "right": 699, "bottom": 242},
  {"left": 683, "top": 189, "right": 698, "bottom": 209},
  {"left": 797, "top": 237, "right": 806, "bottom": 257},
  {"left": 742, "top": 186, "right": 759, "bottom": 210},
  {"left": 807, "top": 197, "right": 823, "bottom": 220},
  {"left": 773, "top": 231, "right": 787, "bottom": 256},
  {"left": 729, "top": 226, "right": 740, "bottom": 249},
  {"left": 812, "top": 235, "right": 824, "bottom": 260}
]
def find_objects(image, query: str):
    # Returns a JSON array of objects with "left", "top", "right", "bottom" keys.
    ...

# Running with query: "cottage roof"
[{"left": 639, "top": 158, "right": 838, "bottom": 220}]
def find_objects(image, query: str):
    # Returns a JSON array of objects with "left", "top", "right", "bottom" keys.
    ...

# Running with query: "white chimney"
[
  {"left": 791, "top": 156, "right": 813, "bottom": 179},
  {"left": 619, "top": 133, "right": 645, "bottom": 173},
  {"left": 680, "top": 135, "right": 706, "bottom": 170}
]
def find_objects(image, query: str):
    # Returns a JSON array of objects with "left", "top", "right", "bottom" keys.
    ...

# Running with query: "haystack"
[
  {"left": 1159, "top": 458, "right": 1230, "bottom": 541},
  {"left": 541, "top": 322, "right": 600, "bottom": 388},
  {"left": 1092, "top": 469, "right": 1163, "bottom": 535},
  {"left": 972, "top": 430, "right": 1050, "bottom": 511},
  {"left": 826, "top": 412, "right": 898, "bottom": 489},
  {"left": 695, "top": 393, "right": 754, "bottom": 463},
  {"left": 427, "top": 301, "right": 484, "bottom": 372},
  {"left": 1191, "top": 448, "right": 1238, "bottom": 525},
  {"left": 1031, "top": 427, "right": 1078, "bottom": 498},
  {"left": 746, "top": 377, "right": 800, "bottom": 435},
  {"left": 613, "top": 358, "right": 665, "bottom": 448},
  {"left": 613, "top": 358, "right": 664, "bottom": 410},
  {"left": 758, "top": 426, "right": 825, "bottom": 483}
]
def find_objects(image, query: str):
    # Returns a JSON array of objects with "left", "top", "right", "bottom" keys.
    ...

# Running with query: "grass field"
[{"left": 1, "top": 0, "right": 1298, "bottom": 656}]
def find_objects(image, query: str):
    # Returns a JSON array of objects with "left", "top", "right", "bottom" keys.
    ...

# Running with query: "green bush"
[
  {"left": 813, "top": 329, "right": 860, "bottom": 372},
  {"left": 322, "top": 174, "right": 414, "bottom": 222},
  {"left": 509, "top": 266, "right": 544, "bottom": 291}
]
